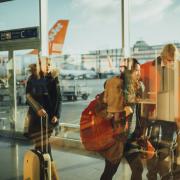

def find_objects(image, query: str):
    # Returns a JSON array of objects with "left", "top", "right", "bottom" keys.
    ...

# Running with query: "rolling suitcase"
[{"left": 23, "top": 115, "right": 51, "bottom": 180}]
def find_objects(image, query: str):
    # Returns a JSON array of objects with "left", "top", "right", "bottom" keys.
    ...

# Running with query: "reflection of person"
[
  {"left": 26, "top": 60, "right": 61, "bottom": 180},
  {"left": 100, "top": 58, "right": 142, "bottom": 180},
  {"left": 144, "top": 44, "right": 179, "bottom": 180},
  {"left": 141, "top": 44, "right": 179, "bottom": 115},
  {"left": 7, "top": 69, "right": 15, "bottom": 129},
  {"left": 46, "top": 60, "right": 62, "bottom": 136},
  {"left": 123, "top": 60, "right": 146, "bottom": 180}
]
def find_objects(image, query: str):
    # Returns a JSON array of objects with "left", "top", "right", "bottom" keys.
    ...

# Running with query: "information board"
[{"left": 0, "top": 27, "right": 39, "bottom": 41}]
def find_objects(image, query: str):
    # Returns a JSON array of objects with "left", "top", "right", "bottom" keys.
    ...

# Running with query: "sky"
[{"left": 0, "top": 0, "right": 180, "bottom": 54}]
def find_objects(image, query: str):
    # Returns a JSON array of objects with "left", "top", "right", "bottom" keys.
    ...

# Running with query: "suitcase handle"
[{"left": 40, "top": 114, "right": 49, "bottom": 153}]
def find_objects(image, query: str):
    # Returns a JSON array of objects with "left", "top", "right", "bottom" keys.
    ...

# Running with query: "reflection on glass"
[
  {"left": 0, "top": 51, "right": 13, "bottom": 131},
  {"left": 15, "top": 52, "right": 38, "bottom": 132}
]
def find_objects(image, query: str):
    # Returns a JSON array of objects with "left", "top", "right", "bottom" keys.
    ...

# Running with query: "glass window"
[
  {"left": 130, "top": 0, "right": 180, "bottom": 142},
  {"left": 48, "top": 0, "right": 123, "bottom": 140},
  {"left": 0, "top": 51, "right": 12, "bottom": 130}
]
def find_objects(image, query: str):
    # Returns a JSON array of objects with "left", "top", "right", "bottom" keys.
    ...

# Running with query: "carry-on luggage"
[{"left": 23, "top": 115, "right": 51, "bottom": 180}]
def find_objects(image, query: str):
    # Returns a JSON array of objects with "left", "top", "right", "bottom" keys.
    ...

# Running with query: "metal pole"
[
  {"left": 121, "top": 0, "right": 125, "bottom": 53},
  {"left": 39, "top": 0, "right": 49, "bottom": 57},
  {"left": 121, "top": 0, "right": 130, "bottom": 58},
  {"left": 8, "top": 50, "right": 16, "bottom": 130},
  {"left": 13, "top": 50, "right": 17, "bottom": 130}
]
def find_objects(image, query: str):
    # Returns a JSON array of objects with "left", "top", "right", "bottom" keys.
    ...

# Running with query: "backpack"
[{"left": 80, "top": 93, "right": 128, "bottom": 152}]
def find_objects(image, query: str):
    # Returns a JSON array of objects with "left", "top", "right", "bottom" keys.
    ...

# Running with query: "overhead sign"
[
  {"left": 0, "top": 0, "right": 14, "bottom": 3},
  {"left": 0, "top": 27, "right": 39, "bottom": 41}
]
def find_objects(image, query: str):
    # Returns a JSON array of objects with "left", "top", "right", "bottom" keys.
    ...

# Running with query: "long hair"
[{"left": 120, "top": 58, "right": 140, "bottom": 104}]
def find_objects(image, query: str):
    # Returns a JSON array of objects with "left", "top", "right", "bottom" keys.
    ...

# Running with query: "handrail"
[
  {"left": 59, "top": 123, "right": 80, "bottom": 138},
  {"left": 50, "top": 136, "right": 101, "bottom": 159},
  {"left": 0, "top": 124, "right": 102, "bottom": 159},
  {"left": 60, "top": 123, "right": 80, "bottom": 132}
]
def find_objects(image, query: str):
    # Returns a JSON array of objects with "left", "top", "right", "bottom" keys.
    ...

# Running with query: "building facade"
[{"left": 81, "top": 41, "right": 180, "bottom": 73}]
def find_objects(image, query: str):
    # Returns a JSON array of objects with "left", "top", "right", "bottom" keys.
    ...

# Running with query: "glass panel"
[
  {"left": 130, "top": 0, "right": 180, "bottom": 122},
  {"left": 0, "top": 0, "right": 123, "bottom": 141},
  {"left": 0, "top": 51, "right": 14, "bottom": 130},
  {"left": 48, "top": 0, "right": 123, "bottom": 140},
  {"left": 14, "top": 50, "right": 38, "bottom": 132},
  {"left": 56, "top": 54, "right": 108, "bottom": 140},
  {"left": 0, "top": 0, "right": 39, "bottom": 131},
  {"left": 130, "top": 1, "right": 180, "bottom": 170}
]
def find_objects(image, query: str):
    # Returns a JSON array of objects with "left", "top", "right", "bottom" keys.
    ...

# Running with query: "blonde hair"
[
  {"left": 36, "top": 57, "right": 59, "bottom": 78},
  {"left": 36, "top": 57, "right": 51, "bottom": 78},
  {"left": 161, "top": 43, "right": 179, "bottom": 61}
]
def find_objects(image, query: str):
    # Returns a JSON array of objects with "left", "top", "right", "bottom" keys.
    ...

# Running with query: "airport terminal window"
[
  {"left": 1, "top": 1, "right": 180, "bottom": 180},
  {"left": 47, "top": 0, "right": 123, "bottom": 139},
  {"left": 0, "top": 51, "right": 12, "bottom": 131},
  {"left": 0, "top": 50, "right": 39, "bottom": 131},
  {"left": 130, "top": 0, "right": 180, "bottom": 61},
  {"left": 1, "top": 0, "right": 179, "bottom": 140},
  {"left": 0, "top": 0, "right": 40, "bottom": 132},
  {"left": 14, "top": 51, "right": 38, "bottom": 132},
  {"left": 0, "top": 1, "right": 123, "bottom": 139},
  {"left": 130, "top": 0, "right": 180, "bottom": 121}
]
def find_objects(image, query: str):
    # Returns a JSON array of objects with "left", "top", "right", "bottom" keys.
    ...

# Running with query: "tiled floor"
[{"left": 0, "top": 137, "right": 158, "bottom": 180}]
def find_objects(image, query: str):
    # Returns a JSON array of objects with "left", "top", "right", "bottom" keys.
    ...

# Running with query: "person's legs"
[
  {"left": 146, "top": 156, "right": 158, "bottom": 180},
  {"left": 126, "top": 153, "right": 143, "bottom": 180},
  {"left": 153, "top": 147, "right": 170, "bottom": 180},
  {"left": 158, "top": 159, "right": 171, "bottom": 180},
  {"left": 173, "top": 163, "right": 180, "bottom": 180},
  {"left": 100, "top": 159, "right": 121, "bottom": 180}
]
